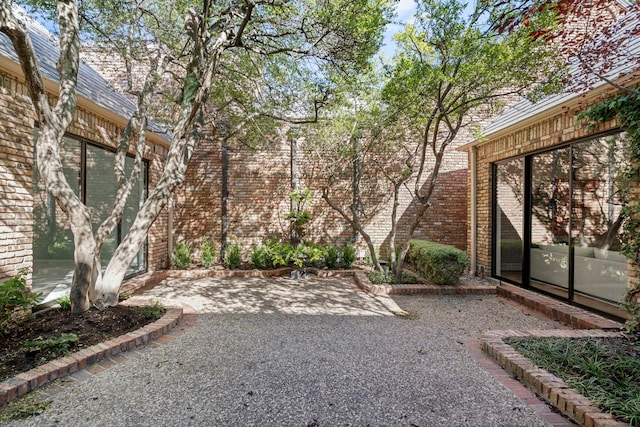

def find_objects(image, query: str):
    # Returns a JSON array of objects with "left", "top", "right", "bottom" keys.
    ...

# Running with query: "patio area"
[{"left": 5, "top": 276, "right": 577, "bottom": 427}]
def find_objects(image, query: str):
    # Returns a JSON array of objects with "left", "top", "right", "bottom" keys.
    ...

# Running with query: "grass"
[
  {"left": 0, "top": 394, "right": 51, "bottom": 422},
  {"left": 505, "top": 336, "right": 640, "bottom": 426}
]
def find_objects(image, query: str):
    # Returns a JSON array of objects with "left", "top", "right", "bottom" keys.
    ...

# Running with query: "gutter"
[{"left": 470, "top": 146, "right": 477, "bottom": 276}]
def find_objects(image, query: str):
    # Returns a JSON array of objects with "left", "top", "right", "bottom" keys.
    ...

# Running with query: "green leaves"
[
  {"left": 384, "top": 0, "right": 562, "bottom": 124},
  {"left": 0, "top": 270, "right": 40, "bottom": 330}
]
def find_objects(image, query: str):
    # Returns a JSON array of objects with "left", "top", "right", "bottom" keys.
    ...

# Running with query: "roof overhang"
[
  {"left": 458, "top": 72, "right": 640, "bottom": 153},
  {"left": 0, "top": 54, "right": 171, "bottom": 149}
]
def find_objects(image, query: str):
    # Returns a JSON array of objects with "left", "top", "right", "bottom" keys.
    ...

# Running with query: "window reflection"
[{"left": 32, "top": 133, "right": 147, "bottom": 301}]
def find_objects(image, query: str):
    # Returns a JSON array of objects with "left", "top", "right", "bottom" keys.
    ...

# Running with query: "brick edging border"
[
  {"left": 142, "top": 267, "right": 497, "bottom": 296},
  {"left": 481, "top": 329, "right": 630, "bottom": 427},
  {"left": 497, "top": 284, "right": 622, "bottom": 330},
  {"left": 352, "top": 270, "right": 497, "bottom": 295},
  {"left": 0, "top": 307, "right": 184, "bottom": 408}
]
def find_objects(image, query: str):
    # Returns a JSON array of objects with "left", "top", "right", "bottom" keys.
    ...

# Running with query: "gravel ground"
[{"left": 6, "top": 277, "right": 563, "bottom": 427}]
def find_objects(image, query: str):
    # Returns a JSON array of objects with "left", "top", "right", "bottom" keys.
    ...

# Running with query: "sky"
[{"left": 380, "top": 0, "right": 418, "bottom": 58}]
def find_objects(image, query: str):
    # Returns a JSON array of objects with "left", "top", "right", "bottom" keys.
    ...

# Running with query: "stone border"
[
  {"left": 481, "top": 329, "right": 630, "bottom": 427},
  {"left": 0, "top": 307, "right": 184, "bottom": 408}
]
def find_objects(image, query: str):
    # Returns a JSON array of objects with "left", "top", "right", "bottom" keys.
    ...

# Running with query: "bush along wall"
[{"left": 408, "top": 240, "right": 469, "bottom": 286}]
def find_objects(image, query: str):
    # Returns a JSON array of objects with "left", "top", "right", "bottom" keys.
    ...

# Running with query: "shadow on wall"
[
  {"left": 173, "top": 136, "right": 295, "bottom": 256},
  {"left": 380, "top": 168, "right": 468, "bottom": 259}
]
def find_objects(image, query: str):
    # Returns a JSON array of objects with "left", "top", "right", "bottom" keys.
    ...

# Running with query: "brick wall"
[
  {"left": 0, "top": 70, "right": 169, "bottom": 286},
  {"left": 470, "top": 110, "right": 622, "bottom": 273},
  {"left": 0, "top": 75, "right": 36, "bottom": 285},
  {"left": 83, "top": 47, "right": 471, "bottom": 263},
  {"left": 175, "top": 127, "right": 470, "bottom": 261}
]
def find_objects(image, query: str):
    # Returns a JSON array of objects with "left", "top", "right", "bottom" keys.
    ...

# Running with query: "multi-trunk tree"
[
  {"left": 1, "top": 0, "right": 393, "bottom": 312},
  {"left": 314, "top": 0, "right": 562, "bottom": 279}
]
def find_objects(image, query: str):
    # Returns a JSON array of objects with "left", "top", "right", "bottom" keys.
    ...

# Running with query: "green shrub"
[
  {"left": 367, "top": 270, "right": 420, "bottom": 284},
  {"left": 24, "top": 333, "right": 79, "bottom": 355},
  {"left": 225, "top": 242, "right": 242, "bottom": 269},
  {"left": 135, "top": 301, "right": 165, "bottom": 320},
  {"left": 408, "top": 240, "right": 469, "bottom": 285},
  {"left": 200, "top": 240, "right": 216, "bottom": 268},
  {"left": 251, "top": 244, "right": 269, "bottom": 268},
  {"left": 264, "top": 239, "right": 295, "bottom": 267},
  {"left": 325, "top": 245, "right": 339, "bottom": 268},
  {"left": 57, "top": 295, "right": 71, "bottom": 311},
  {"left": 399, "top": 270, "right": 420, "bottom": 283},
  {"left": 367, "top": 270, "right": 394, "bottom": 284},
  {"left": 0, "top": 270, "right": 40, "bottom": 329},
  {"left": 342, "top": 243, "right": 356, "bottom": 268},
  {"left": 172, "top": 242, "right": 192, "bottom": 269},
  {"left": 301, "top": 244, "right": 327, "bottom": 267}
]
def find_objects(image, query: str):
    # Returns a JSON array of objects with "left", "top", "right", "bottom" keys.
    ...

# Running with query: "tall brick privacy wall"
[
  {"left": 175, "top": 128, "right": 470, "bottom": 261},
  {"left": 83, "top": 46, "right": 472, "bottom": 264},
  {"left": 0, "top": 70, "right": 169, "bottom": 286}
]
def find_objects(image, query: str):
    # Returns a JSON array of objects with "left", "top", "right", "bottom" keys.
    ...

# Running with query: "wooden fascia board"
[{"left": 458, "top": 75, "right": 640, "bottom": 153}]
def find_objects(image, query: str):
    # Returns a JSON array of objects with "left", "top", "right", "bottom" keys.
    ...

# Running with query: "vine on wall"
[{"left": 578, "top": 94, "right": 640, "bottom": 332}]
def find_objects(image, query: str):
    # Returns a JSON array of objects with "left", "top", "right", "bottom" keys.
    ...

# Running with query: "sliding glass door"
[
  {"left": 493, "top": 132, "right": 630, "bottom": 315},
  {"left": 570, "top": 135, "right": 628, "bottom": 305},
  {"left": 529, "top": 147, "right": 571, "bottom": 296},
  {"left": 494, "top": 158, "right": 524, "bottom": 284}
]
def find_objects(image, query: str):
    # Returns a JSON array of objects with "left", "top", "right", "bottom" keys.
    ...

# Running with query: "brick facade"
[
  {"left": 464, "top": 91, "right": 640, "bottom": 315},
  {"left": 469, "top": 110, "right": 622, "bottom": 274},
  {"left": 0, "top": 75, "right": 35, "bottom": 284},
  {"left": 174, "top": 130, "right": 469, "bottom": 261},
  {"left": 0, "top": 70, "right": 169, "bottom": 287}
]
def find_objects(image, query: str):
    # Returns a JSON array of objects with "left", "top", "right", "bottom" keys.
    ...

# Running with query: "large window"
[
  {"left": 33, "top": 134, "right": 148, "bottom": 301},
  {"left": 493, "top": 132, "right": 629, "bottom": 315},
  {"left": 494, "top": 158, "right": 524, "bottom": 283}
]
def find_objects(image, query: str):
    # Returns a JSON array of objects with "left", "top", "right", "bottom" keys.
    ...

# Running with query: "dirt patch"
[{"left": 0, "top": 305, "right": 161, "bottom": 382}]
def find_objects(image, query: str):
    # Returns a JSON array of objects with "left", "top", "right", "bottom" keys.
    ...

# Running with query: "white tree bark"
[{"left": 1, "top": 1, "right": 99, "bottom": 313}]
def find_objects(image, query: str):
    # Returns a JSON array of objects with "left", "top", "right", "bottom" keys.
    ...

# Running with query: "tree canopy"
[{"left": 1, "top": 0, "right": 395, "bottom": 312}]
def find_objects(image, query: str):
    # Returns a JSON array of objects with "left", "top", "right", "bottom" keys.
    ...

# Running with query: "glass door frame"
[{"left": 491, "top": 130, "right": 628, "bottom": 314}]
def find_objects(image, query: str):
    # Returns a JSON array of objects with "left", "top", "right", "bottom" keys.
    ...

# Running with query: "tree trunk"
[{"left": 321, "top": 190, "right": 384, "bottom": 273}]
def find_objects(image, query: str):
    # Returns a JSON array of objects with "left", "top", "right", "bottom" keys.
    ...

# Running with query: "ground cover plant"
[
  {"left": 0, "top": 304, "right": 165, "bottom": 382},
  {"left": 505, "top": 336, "right": 640, "bottom": 426}
]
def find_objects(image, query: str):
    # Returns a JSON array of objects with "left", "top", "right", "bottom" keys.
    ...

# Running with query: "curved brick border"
[
  {"left": 353, "top": 270, "right": 497, "bottom": 295},
  {"left": 481, "top": 329, "right": 630, "bottom": 427},
  {"left": 167, "top": 267, "right": 497, "bottom": 296},
  {"left": 0, "top": 307, "right": 184, "bottom": 408}
]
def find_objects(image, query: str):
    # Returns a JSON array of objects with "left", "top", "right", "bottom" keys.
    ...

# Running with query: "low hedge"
[{"left": 408, "top": 240, "right": 469, "bottom": 286}]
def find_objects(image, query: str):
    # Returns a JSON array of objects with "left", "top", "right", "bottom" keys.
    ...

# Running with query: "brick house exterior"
[
  {"left": 461, "top": 8, "right": 640, "bottom": 318},
  {"left": 0, "top": 10, "right": 170, "bottom": 298}
]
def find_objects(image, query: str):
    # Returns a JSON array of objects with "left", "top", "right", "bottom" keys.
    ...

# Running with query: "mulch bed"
[{"left": 0, "top": 305, "right": 158, "bottom": 382}]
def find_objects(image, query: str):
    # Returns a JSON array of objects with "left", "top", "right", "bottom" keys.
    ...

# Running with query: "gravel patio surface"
[{"left": 7, "top": 276, "right": 564, "bottom": 427}]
